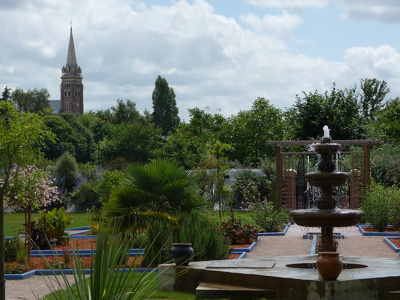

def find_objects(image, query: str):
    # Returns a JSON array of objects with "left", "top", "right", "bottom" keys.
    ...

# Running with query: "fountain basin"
[
  {"left": 305, "top": 172, "right": 348, "bottom": 187},
  {"left": 290, "top": 209, "right": 364, "bottom": 227},
  {"left": 159, "top": 255, "right": 400, "bottom": 299}
]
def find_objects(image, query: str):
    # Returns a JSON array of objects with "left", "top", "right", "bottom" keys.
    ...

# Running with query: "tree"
[
  {"left": 359, "top": 78, "right": 389, "bottom": 120},
  {"left": 225, "top": 98, "right": 286, "bottom": 166},
  {"left": 3, "top": 166, "right": 58, "bottom": 257},
  {"left": 101, "top": 122, "right": 162, "bottom": 164},
  {"left": 371, "top": 97, "right": 400, "bottom": 143},
  {"left": 152, "top": 75, "right": 180, "bottom": 135},
  {"left": 110, "top": 99, "right": 141, "bottom": 124},
  {"left": 161, "top": 108, "right": 228, "bottom": 169},
  {"left": 286, "top": 83, "right": 365, "bottom": 140},
  {"left": 1, "top": 86, "right": 11, "bottom": 102},
  {"left": 55, "top": 151, "right": 80, "bottom": 194},
  {"left": 11, "top": 87, "right": 51, "bottom": 113},
  {"left": 0, "top": 101, "right": 54, "bottom": 299}
]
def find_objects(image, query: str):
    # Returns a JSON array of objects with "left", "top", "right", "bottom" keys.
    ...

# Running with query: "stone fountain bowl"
[
  {"left": 313, "top": 143, "right": 341, "bottom": 155},
  {"left": 290, "top": 208, "right": 364, "bottom": 227},
  {"left": 305, "top": 172, "right": 348, "bottom": 187}
]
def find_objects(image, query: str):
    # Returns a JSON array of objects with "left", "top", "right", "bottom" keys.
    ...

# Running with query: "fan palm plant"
[{"left": 105, "top": 159, "right": 207, "bottom": 231}]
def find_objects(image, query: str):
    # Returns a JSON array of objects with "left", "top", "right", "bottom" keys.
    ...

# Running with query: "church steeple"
[{"left": 60, "top": 26, "right": 84, "bottom": 115}]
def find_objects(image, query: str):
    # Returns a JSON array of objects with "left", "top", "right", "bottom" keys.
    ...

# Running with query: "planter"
[
  {"left": 171, "top": 243, "right": 194, "bottom": 266},
  {"left": 316, "top": 252, "right": 343, "bottom": 281}
]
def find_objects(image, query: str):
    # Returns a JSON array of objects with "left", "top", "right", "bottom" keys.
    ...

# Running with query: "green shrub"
[
  {"left": 231, "top": 171, "right": 272, "bottom": 208},
  {"left": 5, "top": 263, "right": 29, "bottom": 274},
  {"left": 179, "top": 211, "right": 230, "bottom": 261},
  {"left": 31, "top": 207, "right": 72, "bottom": 249},
  {"left": 218, "top": 217, "right": 258, "bottom": 245},
  {"left": 144, "top": 218, "right": 173, "bottom": 266},
  {"left": 251, "top": 201, "right": 289, "bottom": 232},
  {"left": 4, "top": 236, "right": 26, "bottom": 263},
  {"left": 361, "top": 182, "right": 400, "bottom": 231}
]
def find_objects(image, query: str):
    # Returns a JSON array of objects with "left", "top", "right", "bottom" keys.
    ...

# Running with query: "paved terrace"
[{"left": 6, "top": 225, "right": 399, "bottom": 299}]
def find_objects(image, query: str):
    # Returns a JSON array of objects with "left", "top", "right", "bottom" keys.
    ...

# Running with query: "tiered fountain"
[{"left": 290, "top": 126, "right": 364, "bottom": 253}]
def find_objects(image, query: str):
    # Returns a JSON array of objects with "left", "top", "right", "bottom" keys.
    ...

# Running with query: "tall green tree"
[
  {"left": 226, "top": 98, "right": 286, "bottom": 166},
  {"left": 286, "top": 83, "right": 365, "bottom": 140},
  {"left": 0, "top": 101, "right": 54, "bottom": 299},
  {"left": 152, "top": 75, "right": 180, "bottom": 135},
  {"left": 11, "top": 87, "right": 50, "bottom": 113},
  {"left": 1, "top": 86, "right": 11, "bottom": 102},
  {"left": 359, "top": 78, "right": 389, "bottom": 120}
]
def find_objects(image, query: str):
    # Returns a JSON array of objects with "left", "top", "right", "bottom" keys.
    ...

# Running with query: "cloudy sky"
[{"left": 2, "top": 0, "right": 400, "bottom": 121}]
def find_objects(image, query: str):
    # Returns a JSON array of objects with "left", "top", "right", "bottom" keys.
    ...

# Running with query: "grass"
[
  {"left": 41, "top": 272, "right": 197, "bottom": 300},
  {"left": 4, "top": 212, "right": 89, "bottom": 237},
  {"left": 209, "top": 209, "right": 253, "bottom": 224}
]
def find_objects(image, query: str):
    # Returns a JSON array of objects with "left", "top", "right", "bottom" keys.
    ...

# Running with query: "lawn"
[{"left": 4, "top": 212, "right": 89, "bottom": 237}]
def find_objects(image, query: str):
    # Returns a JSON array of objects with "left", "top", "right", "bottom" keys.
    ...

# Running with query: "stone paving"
[{"left": 6, "top": 225, "right": 399, "bottom": 299}]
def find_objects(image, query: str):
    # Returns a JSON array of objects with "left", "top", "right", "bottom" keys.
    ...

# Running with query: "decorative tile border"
[
  {"left": 257, "top": 223, "right": 291, "bottom": 236},
  {"left": 384, "top": 237, "right": 400, "bottom": 253},
  {"left": 358, "top": 224, "right": 400, "bottom": 236}
]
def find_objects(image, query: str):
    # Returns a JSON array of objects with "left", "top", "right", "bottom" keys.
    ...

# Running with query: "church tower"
[{"left": 60, "top": 27, "right": 83, "bottom": 115}]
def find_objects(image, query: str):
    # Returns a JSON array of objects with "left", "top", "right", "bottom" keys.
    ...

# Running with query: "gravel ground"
[{"left": 6, "top": 225, "right": 399, "bottom": 299}]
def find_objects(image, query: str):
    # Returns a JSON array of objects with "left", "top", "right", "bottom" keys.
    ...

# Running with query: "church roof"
[{"left": 49, "top": 100, "right": 61, "bottom": 114}]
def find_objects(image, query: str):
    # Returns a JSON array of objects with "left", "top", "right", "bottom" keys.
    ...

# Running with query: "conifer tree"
[{"left": 152, "top": 75, "right": 180, "bottom": 136}]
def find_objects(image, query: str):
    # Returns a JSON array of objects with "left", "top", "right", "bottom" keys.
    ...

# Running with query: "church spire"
[
  {"left": 62, "top": 26, "right": 82, "bottom": 78},
  {"left": 66, "top": 26, "right": 78, "bottom": 68}
]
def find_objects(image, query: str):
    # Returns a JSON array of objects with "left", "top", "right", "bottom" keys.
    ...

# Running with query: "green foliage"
[
  {"left": 371, "top": 144, "right": 400, "bottom": 186},
  {"left": 110, "top": 99, "right": 141, "bottom": 124},
  {"left": 44, "top": 219, "right": 160, "bottom": 300},
  {"left": 225, "top": 98, "right": 286, "bottom": 165},
  {"left": 361, "top": 182, "right": 400, "bottom": 231},
  {"left": 251, "top": 201, "right": 289, "bottom": 232},
  {"left": 11, "top": 87, "right": 50, "bottom": 113},
  {"left": 93, "top": 169, "right": 124, "bottom": 203},
  {"left": 101, "top": 122, "right": 162, "bottom": 164},
  {"left": 106, "top": 159, "right": 206, "bottom": 220},
  {"left": 152, "top": 75, "right": 180, "bottom": 135},
  {"left": 72, "top": 182, "right": 99, "bottom": 207},
  {"left": 359, "top": 78, "right": 389, "bottom": 120},
  {"left": 4, "top": 263, "right": 29, "bottom": 274},
  {"left": 31, "top": 207, "right": 72, "bottom": 248},
  {"left": 144, "top": 218, "right": 173, "bottom": 266},
  {"left": 218, "top": 217, "right": 259, "bottom": 245},
  {"left": 372, "top": 98, "right": 400, "bottom": 143},
  {"left": 61, "top": 113, "right": 95, "bottom": 162},
  {"left": 179, "top": 211, "right": 230, "bottom": 261},
  {"left": 4, "top": 237, "right": 26, "bottom": 263},
  {"left": 232, "top": 170, "right": 271, "bottom": 208},
  {"left": 286, "top": 83, "right": 365, "bottom": 140},
  {"left": 55, "top": 151, "right": 80, "bottom": 193}
]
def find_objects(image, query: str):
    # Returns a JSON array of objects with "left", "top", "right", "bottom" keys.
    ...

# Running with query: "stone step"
[{"left": 196, "top": 282, "right": 276, "bottom": 300}]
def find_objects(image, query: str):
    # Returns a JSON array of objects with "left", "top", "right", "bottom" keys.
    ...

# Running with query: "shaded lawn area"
[
  {"left": 41, "top": 272, "right": 197, "bottom": 300},
  {"left": 4, "top": 212, "right": 89, "bottom": 237}
]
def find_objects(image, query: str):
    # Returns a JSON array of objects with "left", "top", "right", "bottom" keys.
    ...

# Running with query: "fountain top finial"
[{"left": 322, "top": 125, "right": 332, "bottom": 143}]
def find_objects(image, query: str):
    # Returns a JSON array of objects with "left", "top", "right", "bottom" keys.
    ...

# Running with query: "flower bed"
[
  {"left": 358, "top": 224, "right": 400, "bottom": 236},
  {"left": 384, "top": 237, "right": 400, "bottom": 253}
]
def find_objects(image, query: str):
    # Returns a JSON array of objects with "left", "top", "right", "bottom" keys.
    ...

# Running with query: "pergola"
[{"left": 266, "top": 140, "right": 380, "bottom": 210}]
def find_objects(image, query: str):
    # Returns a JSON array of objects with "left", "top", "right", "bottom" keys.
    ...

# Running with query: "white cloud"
[
  {"left": 246, "top": 0, "right": 329, "bottom": 10},
  {"left": 240, "top": 11, "right": 303, "bottom": 36},
  {"left": 338, "top": 0, "right": 400, "bottom": 23}
]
